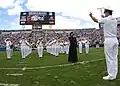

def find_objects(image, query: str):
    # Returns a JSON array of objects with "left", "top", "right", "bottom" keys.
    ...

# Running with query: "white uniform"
[
  {"left": 46, "top": 43, "right": 49, "bottom": 53},
  {"left": 85, "top": 41, "right": 89, "bottom": 54},
  {"left": 99, "top": 15, "right": 118, "bottom": 79},
  {"left": 57, "top": 42, "right": 61, "bottom": 54},
  {"left": 59, "top": 42, "right": 64, "bottom": 53},
  {"left": 54, "top": 41, "right": 59, "bottom": 56},
  {"left": 64, "top": 42, "right": 69, "bottom": 55},
  {"left": 4, "top": 39, "right": 12, "bottom": 59},
  {"left": 37, "top": 40, "right": 43, "bottom": 58},
  {"left": 52, "top": 43, "right": 55, "bottom": 55},
  {"left": 79, "top": 41, "right": 82, "bottom": 54},
  {"left": 66, "top": 42, "right": 70, "bottom": 54},
  {"left": 49, "top": 42, "right": 52, "bottom": 54},
  {"left": 50, "top": 40, "right": 55, "bottom": 55},
  {"left": 19, "top": 39, "right": 32, "bottom": 59}
]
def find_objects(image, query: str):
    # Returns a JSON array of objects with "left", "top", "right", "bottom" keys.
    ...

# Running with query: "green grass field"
[{"left": 0, "top": 48, "right": 120, "bottom": 86}]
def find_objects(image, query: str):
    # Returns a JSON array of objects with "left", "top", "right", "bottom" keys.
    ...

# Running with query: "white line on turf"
[
  {"left": 6, "top": 73, "right": 23, "bottom": 76},
  {"left": 0, "top": 59, "right": 104, "bottom": 70},
  {"left": 0, "top": 83, "right": 20, "bottom": 86}
]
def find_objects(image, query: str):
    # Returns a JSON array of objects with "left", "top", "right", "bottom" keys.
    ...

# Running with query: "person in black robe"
[{"left": 68, "top": 32, "right": 78, "bottom": 63}]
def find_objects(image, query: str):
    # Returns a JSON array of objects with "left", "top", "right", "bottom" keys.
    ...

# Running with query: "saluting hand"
[{"left": 89, "top": 12, "right": 92, "bottom": 17}]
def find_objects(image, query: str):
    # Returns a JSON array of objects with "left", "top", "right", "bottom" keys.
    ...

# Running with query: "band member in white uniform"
[
  {"left": 46, "top": 41, "right": 51, "bottom": 54},
  {"left": 59, "top": 41, "right": 64, "bottom": 53},
  {"left": 51, "top": 39, "right": 57, "bottom": 56},
  {"left": 66, "top": 41, "right": 70, "bottom": 55},
  {"left": 50, "top": 40, "right": 54, "bottom": 55},
  {"left": 54, "top": 40, "right": 59, "bottom": 56},
  {"left": 4, "top": 38, "right": 13, "bottom": 59},
  {"left": 49, "top": 42, "right": 52, "bottom": 54},
  {"left": 64, "top": 40, "right": 70, "bottom": 55},
  {"left": 90, "top": 8, "right": 118, "bottom": 80},
  {"left": 45, "top": 42, "right": 49, "bottom": 53},
  {"left": 52, "top": 42, "right": 56, "bottom": 56},
  {"left": 36, "top": 39, "right": 43, "bottom": 58},
  {"left": 85, "top": 40, "right": 90, "bottom": 54},
  {"left": 19, "top": 37, "right": 32, "bottom": 59},
  {"left": 78, "top": 39, "right": 83, "bottom": 54},
  {"left": 57, "top": 40, "right": 61, "bottom": 54}
]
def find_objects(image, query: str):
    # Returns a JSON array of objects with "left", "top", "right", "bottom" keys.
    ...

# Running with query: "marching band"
[{"left": 4, "top": 36, "right": 91, "bottom": 59}]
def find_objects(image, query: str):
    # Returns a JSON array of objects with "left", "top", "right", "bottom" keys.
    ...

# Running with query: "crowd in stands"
[{"left": 0, "top": 26, "right": 120, "bottom": 48}]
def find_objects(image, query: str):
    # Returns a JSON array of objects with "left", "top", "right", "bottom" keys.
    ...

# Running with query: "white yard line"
[
  {"left": 0, "top": 59, "right": 104, "bottom": 70},
  {"left": 0, "top": 83, "right": 20, "bottom": 86},
  {"left": 6, "top": 73, "right": 23, "bottom": 76}
]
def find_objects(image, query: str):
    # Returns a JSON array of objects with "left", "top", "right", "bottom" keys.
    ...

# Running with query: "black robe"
[{"left": 68, "top": 36, "right": 78, "bottom": 63}]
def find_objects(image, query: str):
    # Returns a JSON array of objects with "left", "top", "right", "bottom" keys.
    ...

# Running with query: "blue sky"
[{"left": 0, "top": 0, "right": 119, "bottom": 30}]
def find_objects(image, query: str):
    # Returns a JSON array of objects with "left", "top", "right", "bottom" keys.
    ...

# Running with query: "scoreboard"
[{"left": 20, "top": 11, "right": 55, "bottom": 25}]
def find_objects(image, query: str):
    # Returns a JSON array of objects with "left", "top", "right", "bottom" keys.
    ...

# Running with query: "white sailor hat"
[{"left": 103, "top": 7, "right": 113, "bottom": 13}]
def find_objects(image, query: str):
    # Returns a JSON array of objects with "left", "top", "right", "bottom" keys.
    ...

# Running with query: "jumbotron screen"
[{"left": 20, "top": 11, "right": 55, "bottom": 25}]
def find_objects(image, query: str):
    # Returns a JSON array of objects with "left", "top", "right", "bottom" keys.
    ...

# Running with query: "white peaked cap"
[{"left": 103, "top": 6, "right": 113, "bottom": 11}]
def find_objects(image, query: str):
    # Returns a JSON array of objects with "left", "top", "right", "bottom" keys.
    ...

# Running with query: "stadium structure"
[{"left": 0, "top": 17, "right": 120, "bottom": 50}]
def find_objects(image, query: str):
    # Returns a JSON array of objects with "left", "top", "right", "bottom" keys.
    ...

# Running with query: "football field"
[{"left": 0, "top": 48, "right": 120, "bottom": 86}]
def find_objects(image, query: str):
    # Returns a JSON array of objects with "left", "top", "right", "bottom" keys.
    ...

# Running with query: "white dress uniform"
[
  {"left": 49, "top": 40, "right": 54, "bottom": 55},
  {"left": 51, "top": 40, "right": 57, "bottom": 56},
  {"left": 85, "top": 41, "right": 89, "bottom": 54},
  {"left": 49, "top": 42, "right": 52, "bottom": 54},
  {"left": 4, "top": 39, "right": 12, "bottom": 59},
  {"left": 57, "top": 42, "right": 61, "bottom": 54},
  {"left": 48, "top": 43, "right": 51, "bottom": 54},
  {"left": 49, "top": 41, "right": 53, "bottom": 54},
  {"left": 51, "top": 42, "right": 54, "bottom": 55},
  {"left": 66, "top": 42, "right": 70, "bottom": 55},
  {"left": 99, "top": 15, "right": 118, "bottom": 79},
  {"left": 79, "top": 41, "right": 82, "bottom": 54},
  {"left": 64, "top": 42, "right": 69, "bottom": 55},
  {"left": 53, "top": 43, "right": 56, "bottom": 56},
  {"left": 19, "top": 39, "right": 32, "bottom": 59},
  {"left": 54, "top": 41, "right": 59, "bottom": 56},
  {"left": 45, "top": 43, "right": 49, "bottom": 53},
  {"left": 59, "top": 42, "right": 64, "bottom": 53},
  {"left": 37, "top": 40, "right": 43, "bottom": 58}
]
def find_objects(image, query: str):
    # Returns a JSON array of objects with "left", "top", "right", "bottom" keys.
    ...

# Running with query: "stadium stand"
[{"left": 0, "top": 17, "right": 120, "bottom": 49}]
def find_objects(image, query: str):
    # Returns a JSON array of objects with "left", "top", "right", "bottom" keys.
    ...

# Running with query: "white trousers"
[
  {"left": 65, "top": 45, "right": 69, "bottom": 55},
  {"left": 6, "top": 49, "right": 12, "bottom": 59},
  {"left": 60, "top": 46, "right": 64, "bottom": 53},
  {"left": 49, "top": 46, "right": 52, "bottom": 54},
  {"left": 53, "top": 46, "right": 55, "bottom": 55},
  {"left": 104, "top": 38, "right": 118, "bottom": 78},
  {"left": 37, "top": 47, "right": 43, "bottom": 57},
  {"left": 85, "top": 45, "right": 89, "bottom": 54},
  {"left": 55, "top": 46, "right": 59, "bottom": 56},
  {"left": 51, "top": 46, "right": 54, "bottom": 55},
  {"left": 21, "top": 46, "right": 32, "bottom": 58},
  {"left": 79, "top": 45, "right": 82, "bottom": 53}
]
